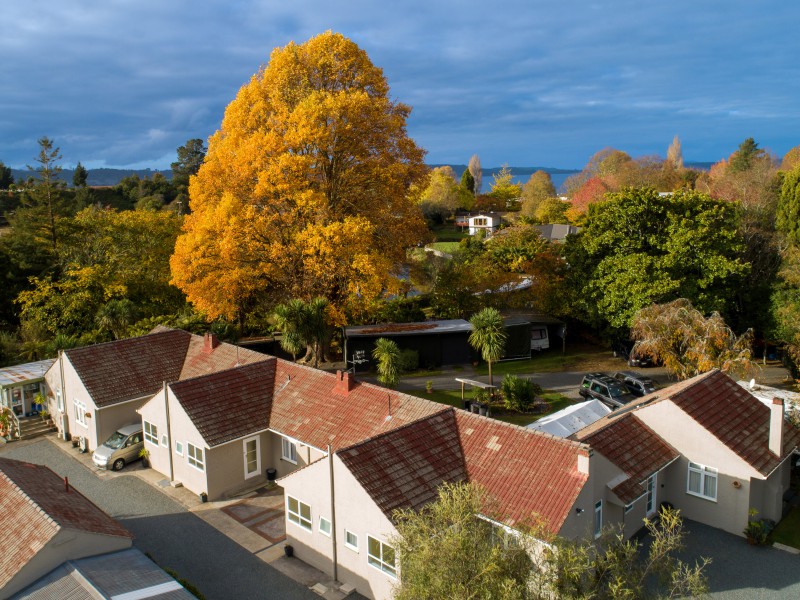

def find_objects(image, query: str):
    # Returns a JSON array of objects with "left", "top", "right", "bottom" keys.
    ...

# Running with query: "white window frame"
[
  {"left": 687, "top": 461, "right": 718, "bottom": 501},
  {"left": 74, "top": 400, "right": 87, "bottom": 427},
  {"left": 243, "top": 435, "right": 261, "bottom": 479},
  {"left": 646, "top": 473, "right": 657, "bottom": 515},
  {"left": 344, "top": 529, "right": 359, "bottom": 552},
  {"left": 187, "top": 442, "right": 205, "bottom": 472},
  {"left": 367, "top": 535, "right": 397, "bottom": 578},
  {"left": 175, "top": 441, "right": 184, "bottom": 456},
  {"left": 161, "top": 434, "right": 168, "bottom": 447},
  {"left": 624, "top": 502, "right": 634, "bottom": 514},
  {"left": 281, "top": 437, "right": 298, "bottom": 464},
  {"left": 319, "top": 516, "right": 332, "bottom": 537},
  {"left": 143, "top": 421, "right": 158, "bottom": 445},
  {"left": 593, "top": 500, "right": 603, "bottom": 539},
  {"left": 56, "top": 388, "right": 63, "bottom": 412},
  {"left": 287, "top": 496, "right": 312, "bottom": 531}
]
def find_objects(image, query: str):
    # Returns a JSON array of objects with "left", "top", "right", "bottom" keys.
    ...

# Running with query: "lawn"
[
  {"left": 427, "top": 241, "right": 461, "bottom": 254},
  {"left": 770, "top": 506, "right": 800, "bottom": 549},
  {"left": 472, "top": 347, "right": 607, "bottom": 376},
  {"left": 405, "top": 388, "right": 575, "bottom": 428},
  {"left": 430, "top": 224, "right": 468, "bottom": 242}
]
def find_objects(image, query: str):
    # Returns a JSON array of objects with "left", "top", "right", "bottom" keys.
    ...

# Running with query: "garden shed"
[{"left": 343, "top": 319, "right": 473, "bottom": 371}]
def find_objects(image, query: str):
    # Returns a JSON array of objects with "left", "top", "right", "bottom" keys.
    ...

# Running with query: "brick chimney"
[
  {"left": 202, "top": 333, "right": 220, "bottom": 354},
  {"left": 769, "top": 397, "right": 784, "bottom": 457},
  {"left": 334, "top": 370, "right": 355, "bottom": 395}
]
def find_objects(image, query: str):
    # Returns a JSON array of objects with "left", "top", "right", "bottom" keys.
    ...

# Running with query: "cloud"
[{"left": 0, "top": 0, "right": 798, "bottom": 169}]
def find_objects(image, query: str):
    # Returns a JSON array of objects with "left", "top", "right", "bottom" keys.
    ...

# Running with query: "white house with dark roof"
[{"left": 43, "top": 328, "right": 267, "bottom": 453}]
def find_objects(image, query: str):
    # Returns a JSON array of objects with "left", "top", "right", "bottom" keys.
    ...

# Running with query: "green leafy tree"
[
  {"left": 460, "top": 167, "right": 475, "bottom": 195},
  {"left": 489, "top": 165, "right": 522, "bottom": 205},
  {"left": 777, "top": 164, "right": 800, "bottom": 246},
  {"left": 0, "top": 161, "right": 13, "bottom": 189},
  {"left": 392, "top": 482, "right": 533, "bottom": 600},
  {"left": 520, "top": 170, "right": 556, "bottom": 220},
  {"left": 728, "top": 137, "right": 765, "bottom": 173},
  {"left": 72, "top": 162, "right": 88, "bottom": 187},
  {"left": 372, "top": 337, "right": 401, "bottom": 388},
  {"left": 564, "top": 188, "right": 748, "bottom": 333},
  {"left": 272, "top": 297, "right": 330, "bottom": 366},
  {"left": 469, "top": 307, "right": 507, "bottom": 387},
  {"left": 171, "top": 138, "right": 207, "bottom": 201},
  {"left": 417, "top": 166, "right": 462, "bottom": 222},
  {"left": 24, "top": 137, "right": 67, "bottom": 251},
  {"left": 631, "top": 298, "right": 756, "bottom": 380},
  {"left": 533, "top": 197, "right": 568, "bottom": 224},
  {"left": 95, "top": 298, "right": 139, "bottom": 340}
]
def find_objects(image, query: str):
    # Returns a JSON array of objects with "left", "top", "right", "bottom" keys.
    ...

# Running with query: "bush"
[
  {"left": 398, "top": 349, "right": 419, "bottom": 373},
  {"left": 500, "top": 374, "right": 542, "bottom": 412}
]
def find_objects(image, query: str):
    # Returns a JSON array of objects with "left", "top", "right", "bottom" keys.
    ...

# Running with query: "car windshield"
[
  {"left": 608, "top": 384, "right": 628, "bottom": 398},
  {"left": 104, "top": 431, "right": 127, "bottom": 449}
]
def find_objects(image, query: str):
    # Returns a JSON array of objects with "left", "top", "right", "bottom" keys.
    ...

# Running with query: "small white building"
[{"left": 467, "top": 213, "right": 501, "bottom": 236}]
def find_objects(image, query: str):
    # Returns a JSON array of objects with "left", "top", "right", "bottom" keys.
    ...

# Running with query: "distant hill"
[{"left": 10, "top": 168, "right": 172, "bottom": 187}]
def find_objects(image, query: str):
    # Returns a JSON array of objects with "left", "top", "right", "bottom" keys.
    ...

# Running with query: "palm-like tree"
[
  {"left": 468, "top": 307, "right": 507, "bottom": 388},
  {"left": 305, "top": 297, "right": 329, "bottom": 368},
  {"left": 273, "top": 299, "right": 308, "bottom": 361},
  {"left": 373, "top": 337, "right": 401, "bottom": 389}
]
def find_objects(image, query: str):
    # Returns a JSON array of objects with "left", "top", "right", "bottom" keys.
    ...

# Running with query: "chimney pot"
[
  {"left": 769, "top": 397, "right": 784, "bottom": 457},
  {"left": 203, "top": 333, "right": 220, "bottom": 354},
  {"left": 334, "top": 370, "right": 355, "bottom": 395}
]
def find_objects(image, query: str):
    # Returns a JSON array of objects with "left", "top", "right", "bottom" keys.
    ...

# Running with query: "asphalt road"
[{"left": 0, "top": 438, "right": 321, "bottom": 600}]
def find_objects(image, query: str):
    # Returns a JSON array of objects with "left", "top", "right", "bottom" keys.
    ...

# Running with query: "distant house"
[
  {"left": 534, "top": 223, "right": 580, "bottom": 243},
  {"left": 467, "top": 213, "right": 501, "bottom": 235},
  {"left": 43, "top": 327, "right": 267, "bottom": 453}
]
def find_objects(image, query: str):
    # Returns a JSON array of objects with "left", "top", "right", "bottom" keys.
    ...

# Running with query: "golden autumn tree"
[{"left": 171, "top": 31, "right": 428, "bottom": 324}]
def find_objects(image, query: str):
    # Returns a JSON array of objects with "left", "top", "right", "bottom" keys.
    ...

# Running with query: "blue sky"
[{"left": 1, "top": 1, "right": 798, "bottom": 170}]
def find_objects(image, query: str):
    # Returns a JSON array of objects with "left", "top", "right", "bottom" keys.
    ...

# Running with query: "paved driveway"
[
  {"left": 0, "top": 438, "right": 321, "bottom": 600},
  {"left": 677, "top": 520, "right": 800, "bottom": 599}
]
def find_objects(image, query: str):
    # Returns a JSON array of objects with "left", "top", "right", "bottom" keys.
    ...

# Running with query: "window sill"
[
  {"left": 281, "top": 457, "right": 298, "bottom": 465},
  {"left": 686, "top": 490, "right": 717, "bottom": 503}
]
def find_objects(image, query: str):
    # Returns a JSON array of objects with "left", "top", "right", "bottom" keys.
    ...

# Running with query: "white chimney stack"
[{"left": 769, "top": 397, "right": 784, "bottom": 457}]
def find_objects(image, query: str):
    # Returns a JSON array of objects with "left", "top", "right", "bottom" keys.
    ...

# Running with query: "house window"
[
  {"left": 646, "top": 474, "right": 657, "bottom": 514},
  {"left": 368, "top": 536, "right": 397, "bottom": 577},
  {"left": 144, "top": 421, "right": 158, "bottom": 445},
  {"left": 56, "top": 388, "right": 63, "bottom": 412},
  {"left": 344, "top": 530, "right": 359, "bottom": 551},
  {"left": 624, "top": 503, "right": 634, "bottom": 514},
  {"left": 287, "top": 496, "right": 312, "bottom": 531},
  {"left": 687, "top": 462, "right": 717, "bottom": 501},
  {"left": 319, "top": 516, "right": 332, "bottom": 537},
  {"left": 175, "top": 441, "right": 183, "bottom": 456},
  {"left": 187, "top": 443, "right": 204, "bottom": 471},
  {"left": 74, "top": 400, "right": 87, "bottom": 427},
  {"left": 281, "top": 437, "right": 298, "bottom": 464},
  {"left": 593, "top": 500, "right": 602, "bottom": 538},
  {"left": 243, "top": 436, "right": 260, "bottom": 479},
  {"left": 161, "top": 434, "right": 168, "bottom": 447}
]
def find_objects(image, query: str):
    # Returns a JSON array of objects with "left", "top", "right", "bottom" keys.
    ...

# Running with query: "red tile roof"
[
  {"left": 453, "top": 410, "right": 588, "bottom": 532},
  {"left": 338, "top": 410, "right": 465, "bottom": 517},
  {"left": 337, "top": 408, "right": 589, "bottom": 534},
  {"left": 577, "top": 414, "right": 679, "bottom": 504},
  {"left": 0, "top": 458, "right": 131, "bottom": 589},
  {"left": 268, "top": 361, "right": 444, "bottom": 451},
  {"left": 663, "top": 370, "right": 800, "bottom": 475},
  {"left": 65, "top": 328, "right": 269, "bottom": 409},
  {"left": 66, "top": 329, "right": 191, "bottom": 407},
  {"left": 170, "top": 360, "right": 277, "bottom": 447}
]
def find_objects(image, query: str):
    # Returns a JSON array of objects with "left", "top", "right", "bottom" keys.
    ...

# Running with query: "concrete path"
[{"left": 0, "top": 436, "right": 364, "bottom": 600}]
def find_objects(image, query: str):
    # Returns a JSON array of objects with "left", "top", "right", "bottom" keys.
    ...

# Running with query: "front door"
[
  {"left": 243, "top": 436, "right": 261, "bottom": 479},
  {"left": 646, "top": 473, "right": 657, "bottom": 516}
]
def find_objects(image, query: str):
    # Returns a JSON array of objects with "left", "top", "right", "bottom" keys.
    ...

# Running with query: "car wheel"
[{"left": 112, "top": 458, "right": 125, "bottom": 471}]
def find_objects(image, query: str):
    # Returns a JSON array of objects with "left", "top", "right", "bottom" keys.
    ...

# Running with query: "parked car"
[
  {"left": 92, "top": 423, "right": 144, "bottom": 471},
  {"left": 579, "top": 372, "right": 637, "bottom": 408},
  {"left": 613, "top": 371, "right": 657, "bottom": 397},
  {"left": 612, "top": 342, "right": 654, "bottom": 368}
]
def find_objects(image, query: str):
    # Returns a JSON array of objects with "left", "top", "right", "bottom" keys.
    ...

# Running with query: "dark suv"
[
  {"left": 579, "top": 372, "right": 636, "bottom": 409},
  {"left": 612, "top": 342, "right": 654, "bottom": 368},
  {"left": 613, "top": 371, "right": 657, "bottom": 398}
]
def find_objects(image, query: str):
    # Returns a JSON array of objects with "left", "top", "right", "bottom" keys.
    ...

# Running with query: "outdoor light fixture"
[{"left": 575, "top": 508, "right": 584, "bottom": 514}]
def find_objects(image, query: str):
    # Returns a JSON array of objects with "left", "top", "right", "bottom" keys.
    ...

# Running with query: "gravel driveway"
[{"left": 0, "top": 438, "right": 320, "bottom": 600}]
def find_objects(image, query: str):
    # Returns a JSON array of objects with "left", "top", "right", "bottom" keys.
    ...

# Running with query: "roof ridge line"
[
  {"left": 64, "top": 327, "right": 188, "bottom": 357},
  {"left": 335, "top": 406, "right": 455, "bottom": 455},
  {"left": 170, "top": 355, "right": 277, "bottom": 390}
]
